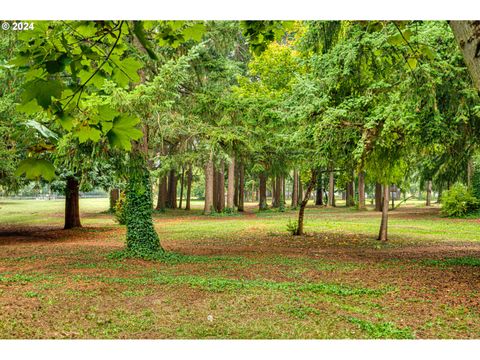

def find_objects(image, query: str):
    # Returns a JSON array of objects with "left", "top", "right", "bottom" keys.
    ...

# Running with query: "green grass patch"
[
  {"left": 347, "top": 316, "right": 414, "bottom": 339},
  {"left": 420, "top": 257, "right": 480, "bottom": 267}
]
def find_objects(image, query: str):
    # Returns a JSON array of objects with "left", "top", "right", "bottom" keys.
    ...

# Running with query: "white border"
[{"left": 0, "top": 0, "right": 479, "bottom": 20}]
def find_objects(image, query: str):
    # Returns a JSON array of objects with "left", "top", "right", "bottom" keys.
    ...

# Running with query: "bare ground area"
[{"left": 1, "top": 203, "right": 480, "bottom": 339}]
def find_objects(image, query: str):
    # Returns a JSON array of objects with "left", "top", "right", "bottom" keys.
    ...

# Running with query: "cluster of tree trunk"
[
  {"left": 204, "top": 155, "right": 243, "bottom": 213},
  {"left": 156, "top": 165, "right": 193, "bottom": 211},
  {"left": 271, "top": 175, "right": 285, "bottom": 208}
]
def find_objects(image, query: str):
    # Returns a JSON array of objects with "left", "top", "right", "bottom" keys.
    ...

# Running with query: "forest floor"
[{"left": 1, "top": 198, "right": 480, "bottom": 339}]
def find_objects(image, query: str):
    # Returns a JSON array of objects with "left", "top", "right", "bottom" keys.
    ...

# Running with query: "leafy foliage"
[{"left": 441, "top": 183, "right": 480, "bottom": 217}]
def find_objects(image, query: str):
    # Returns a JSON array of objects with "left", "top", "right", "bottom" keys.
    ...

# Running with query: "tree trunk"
[
  {"left": 125, "top": 164, "right": 162, "bottom": 253},
  {"left": 450, "top": 21, "right": 480, "bottom": 91},
  {"left": 375, "top": 183, "right": 382, "bottom": 212},
  {"left": 298, "top": 177, "right": 303, "bottom": 206},
  {"left": 273, "top": 175, "right": 282, "bottom": 208},
  {"left": 238, "top": 162, "right": 245, "bottom": 212},
  {"left": 259, "top": 172, "right": 268, "bottom": 210},
  {"left": 358, "top": 171, "right": 365, "bottom": 210},
  {"left": 295, "top": 170, "right": 318, "bottom": 236},
  {"left": 346, "top": 178, "right": 355, "bottom": 207},
  {"left": 178, "top": 167, "right": 185, "bottom": 209},
  {"left": 64, "top": 176, "right": 82, "bottom": 229},
  {"left": 282, "top": 176, "right": 286, "bottom": 207},
  {"left": 186, "top": 166, "right": 192, "bottom": 210},
  {"left": 426, "top": 180, "right": 432, "bottom": 207},
  {"left": 391, "top": 186, "right": 395, "bottom": 210},
  {"left": 216, "top": 160, "right": 225, "bottom": 212},
  {"left": 227, "top": 156, "right": 235, "bottom": 209},
  {"left": 468, "top": 158, "right": 473, "bottom": 188},
  {"left": 328, "top": 170, "right": 335, "bottom": 207},
  {"left": 109, "top": 188, "right": 120, "bottom": 212},
  {"left": 156, "top": 176, "right": 167, "bottom": 211},
  {"left": 234, "top": 164, "right": 239, "bottom": 207},
  {"left": 167, "top": 170, "right": 177, "bottom": 209},
  {"left": 315, "top": 171, "right": 323, "bottom": 206},
  {"left": 292, "top": 169, "right": 299, "bottom": 207},
  {"left": 204, "top": 156, "right": 214, "bottom": 214},
  {"left": 378, "top": 183, "right": 390, "bottom": 242},
  {"left": 271, "top": 177, "right": 277, "bottom": 207}
]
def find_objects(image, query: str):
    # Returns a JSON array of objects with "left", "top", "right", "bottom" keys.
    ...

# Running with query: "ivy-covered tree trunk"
[
  {"left": 109, "top": 188, "right": 120, "bottom": 212},
  {"left": 378, "top": 183, "right": 390, "bottom": 242},
  {"left": 227, "top": 156, "right": 235, "bottom": 210},
  {"left": 259, "top": 172, "right": 268, "bottom": 210},
  {"left": 375, "top": 183, "right": 382, "bottom": 212},
  {"left": 64, "top": 176, "right": 82, "bottom": 229},
  {"left": 294, "top": 170, "right": 317, "bottom": 236},
  {"left": 238, "top": 162, "right": 245, "bottom": 212},
  {"left": 156, "top": 176, "right": 167, "bottom": 211},
  {"left": 358, "top": 172, "right": 365, "bottom": 210},
  {"left": 185, "top": 166, "right": 192, "bottom": 211},
  {"left": 426, "top": 180, "right": 432, "bottom": 207},
  {"left": 204, "top": 157, "right": 214, "bottom": 214},
  {"left": 292, "top": 169, "right": 299, "bottom": 207},
  {"left": 450, "top": 21, "right": 480, "bottom": 91},
  {"left": 125, "top": 168, "right": 163, "bottom": 254}
]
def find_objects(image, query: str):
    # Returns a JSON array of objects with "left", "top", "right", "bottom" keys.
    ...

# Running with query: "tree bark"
[
  {"left": 426, "top": 180, "right": 432, "bottom": 207},
  {"left": 378, "top": 183, "right": 390, "bottom": 242},
  {"left": 271, "top": 177, "right": 277, "bottom": 207},
  {"left": 292, "top": 169, "right": 299, "bottom": 207},
  {"left": 204, "top": 156, "right": 214, "bottom": 214},
  {"left": 273, "top": 175, "right": 282, "bottom": 208},
  {"left": 156, "top": 176, "right": 167, "bottom": 211},
  {"left": 238, "top": 162, "right": 245, "bottom": 212},
  {"left": 185, "top": 166, "right": 192, "bottom": 210},
  {"left": 298, "top": 177, "right": 303, "bottom": 206},
  {"left": 346, "top": 179, "right": 355, "bottom": 207},
  {"left": 178, "top": 167, "right": 185, "bottom": 209},
  {"left": 315, "top": 171, "right": 323, "bottom": 205},
  {"left": 375, "top": 183, "right": 382, "bottom": 212},
  {"left": 328, "top": 170, "right": 335, "bottom": 207},
  {"left": 167, "top": 169, "right": 177, "bottom": 209},
  {"left": 227, "top": 156, "right": 235, "bottom": 209},
  {"left": 259, "top": 172, "right": 268, "bottom": 210},
  {"left": 450, "top": 21, "right": 480, "bottom": 91},
  {"left": 216, "top": 160, "right": 225, "bottom": 212},
  {"left": 467, "top": 158, "right": 473, "bottom": 188},
  {"left": 295, "top": 169, "right": 318, "bottom": 236},
  {"left": 64, "top": 176, "right": 82, "bottom": 229},
  {"left": 358, "top": 171, "right": 366, "bottom": 210},
  {"left": 234, "top": 163, "right": 239, "bottom": 207},
  {"left": 109, "top": 188, "right": 120, "bottom": 212}
]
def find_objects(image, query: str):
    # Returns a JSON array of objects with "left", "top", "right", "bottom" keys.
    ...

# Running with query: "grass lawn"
[{"left": 1, "top": 198, "right": 480, "bottom": 339}]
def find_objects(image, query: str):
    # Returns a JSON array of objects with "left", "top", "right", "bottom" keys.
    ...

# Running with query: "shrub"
[
  {"left": 114, "top": 191, "right": 127, "bottom": 225},
  {"left": 286, "top": 218, "right": 298, "bottom": 235},
  {"left": 441, "top": 183, "right": 480, "bottom": 217}
]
